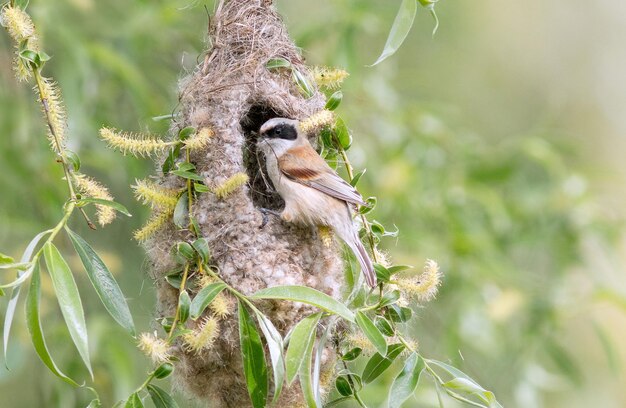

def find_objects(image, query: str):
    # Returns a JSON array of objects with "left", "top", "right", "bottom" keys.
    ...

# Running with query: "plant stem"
[
  {"left": 337, "top": 147, "right": 380, "bottom": 265},
  {"left": 32, "top": 68, "right": 95, "bottom": 229},
  {"left": 185, "top": 148, "right": 194, "bottom": 233}
]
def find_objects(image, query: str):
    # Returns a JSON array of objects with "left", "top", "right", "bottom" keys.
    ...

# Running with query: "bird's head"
[{"left": 258, "top": 118, "right": 302, "bottom": 156}]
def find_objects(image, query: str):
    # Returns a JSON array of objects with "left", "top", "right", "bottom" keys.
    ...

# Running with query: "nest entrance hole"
[{"left": 241, "top": 103, "right": 285, "bottom": 211}]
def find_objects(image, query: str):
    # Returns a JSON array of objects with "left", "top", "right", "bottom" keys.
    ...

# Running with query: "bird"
[{"left": 257, "top": 117, "right": 377, "bottom": 288}]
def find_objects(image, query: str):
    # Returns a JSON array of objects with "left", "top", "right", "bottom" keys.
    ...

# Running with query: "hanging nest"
[{"left": 143, "top": 0, "right": 343, "bottom": 406}]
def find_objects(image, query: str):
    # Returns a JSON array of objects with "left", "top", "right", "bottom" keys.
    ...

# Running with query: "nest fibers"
[{"left": 144, "top": 0, "right": 343, "bottom": 406}]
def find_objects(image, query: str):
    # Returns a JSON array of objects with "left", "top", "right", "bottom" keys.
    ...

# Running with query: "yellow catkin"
[
  {"left": 396, "top": 259, "right": 442, "bottom": 303},
  {"left": 132, "top": 179, "right": 180, "bottom": 210},
  {"left": 73, "top": 174, "right": 116, "bottom": 226},
  {"left": 138, "top": 332, "right": 170, "bottom": 363},
  {"left": 312, "top": 66, "right": 349, "bottom": 90},
  {"left": 209, "top": 293, "right": 231, "bottom": 319},
  {"left": 183, "top": 127, "right": 213, "bottom": 150},
  {"left": 299, "top": 110, "right": 334, "bottom": 134},
  {"left": 182, "top": 317, "right": 220, "bottom": 354},
  {"left": 318, "top": 226, "right": 333, "bottom": 248},
  {"left": 13, "top": 49, "right": 31, "bottom": 82},
  {"left": 133, "top": 210, "right": 172, "bottom": 242},
  {"left": 1, "top": 5, "right": 35, "bottom": 42},
  {"left": 37, "top": 77, "right": 67, "bottom": 153},
  {"left": 212, "top": 173, "right": 248, "bottom": 199},
  {"left": 99, "top": 127, "right": 175, "bottom": 157}
]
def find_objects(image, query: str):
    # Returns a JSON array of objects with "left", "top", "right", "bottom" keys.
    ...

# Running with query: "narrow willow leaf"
[
  {"left": 325, "top": 91, "right": 343, "bottom": 111},
  {"left": 191, "top": 238, "right": 210, "bottom": 264},
  {"left": 334, "top": 117, "right": 352, "bottom": 150},
  {"left": 173, "top": 194, "right": 188, "bottom": 228},
  {"left": 362, "top": 343, "right": 405, "bottom": 384},
  {"left": 349, "top": 169, "right": 366, "bottom": 187},
  {"left": 190, "top": 282, "right": 226, "bottom": 319},
  {"left": 335, "top": 376, "right": 353, "bottom": 397},
  {"left": 298, "top": 317, "right": 318, "bottom": 408},
  {"left": 4, "top": 230, "right": 50, "bottom": 368},
  {"left": 178, "top": 290, "right": 191, "bottom": 324},
  {"left": 342, "top": 347, "right": 362, "bottom": 361},
  {"left": 387, "top": 265, "right": 413, "bottom": 274},
  {"left": 370, "top": 0, "right": 417, "bottom": 66},
  {"left": 238, "top": 301, "right": 268, "bottom": 408},
  {"left": 25, "top": 263, "right": 79, "bottom": 386},
  {"left": 76, "top": 198, "right": 132, "bottom": 217},
  {"left": 255, "top": 312, "right": 286, "bottom": 403},
  {"left": 355, "top": 311, "right": 387, "bottom": 356},
  {"left": 177, "top": 126, "right": 196, "bottom": 141},
  {"left": 124, "top": 393, "right": 144, "bottom": 408},
  {"left": 388, "top": 353, "right": 425, "bottom": 408},
  {"left": 171, "top": 170, "right": 205, "bottom": 181},
  {"left": 65, "top": 150, "right": 81, "bottom": 171},
  {"left": 313, "top": 319, "right": 334, "bottom": 407},
  {"left": 285, "top": 312, "right": 322, "bottom": 386},
  {"left": 147, "top": 384, "right": 179, "bottom": 408},
  {"left": 266, "top": 58, "right": 291, "bottom": 70},
  {"left": 0, "top": 253, "right": 14, "bottom": 264},
  {"left": 252, "top": 286, "right": 354, "bottom": 322},
  {"left": 43, "top": 242, "right": 92, "bottom": 378},
  {"left": 375, "top": 316, "right": 395, "bottom": 337},
  {"left": 292, "top": 69, "right": 314, "bottom": 98},
  {"left": 66, "top": 227, "right": 135, "bottom": 335}
]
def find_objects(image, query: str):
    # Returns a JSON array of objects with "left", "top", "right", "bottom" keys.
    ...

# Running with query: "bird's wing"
[{"left": 279, "top": 145, "right": 366, "bottom": 206}]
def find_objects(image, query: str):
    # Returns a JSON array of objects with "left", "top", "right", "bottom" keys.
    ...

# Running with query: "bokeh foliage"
[{"left": 1, "top": 0, "right": 624, "bottom": 407}]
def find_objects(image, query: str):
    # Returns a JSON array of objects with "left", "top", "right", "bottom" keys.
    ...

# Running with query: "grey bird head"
[{"left": 259, "top": 118, "right": 300, "bottom": 141}]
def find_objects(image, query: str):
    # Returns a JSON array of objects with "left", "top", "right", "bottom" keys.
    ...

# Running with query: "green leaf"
[
  {"left": 43, "top": 242, "right": 92, "bottom": 378},
  {"left": 238, "top": 301, "right": 268, "bottom": 408},
  {"left": 325, "top": 91, "right": 343, "bottom": 111},
  {"left": 191, "top": 238, "right": 210, "bottom": 264},
  {"left": 292, "top": 69, "right": 314, "bottom": 98},
  {"left": 389, "top": 353, "right": 425, "bottom": 408},
  {"left": 335, "top": 376, "right": 353, "bottom": 397},
  {"left": 171, "top": 170, "right": 205, "bottom": 181},
  {"left": 194, "top": 182, "right": 210, "bottom": 193},
  {"left": 252, "top": 285, "right": 354, "bottom": 322},
  {"left": 375, "top": 316, "right": 395, "bottom": 336},
  {"left": 362, "top": 343, "right": 405, "bottom": 384},
  {"left": 76, "top": 198, "right": 132, "bottom": 217},
  {"left": 342, "top": 347, "right": 362, "bottom": 361},
  {"left": 350, "top": 169, "right": 366, "bottom": 187},
  {"left": 65, "top": 150, "right": 81, "bottom": 171},
  {"left": 147, "top": 384, "right": 179, "bottom": 408},
  {"left": 178, "top": 126, "right": 196, "bottom": 141},
  {"left": 25, "top": 263, "right": 79, "bottom": 386},
  {"left": 153, "top": 362, "right": 174, "bottom": 379},
  {"left": 388, "top": 265, "right": 413, "bottom": 274},
  {"left": 174, "top": 242, "right": 194, "bottom": 261},
  {"left": 255, "top": 312, "right": 286, "bottom": 403},
  {"left": 19, "top": 49, "right": 38, "bottom": 64},
  {"left": 379, "top": 290, "right": 401, "bottom": 308},
  {"left": 374, "top": 264, "right": 391, "bottom": 282},
  {"left": 173, "top": 194, "right": 188, "bottom": 228},
  {"left": 178, "top": 290, "right": 191, "bottom": 324},
  {"left": 293, "top": 313, "right": 322, "bottom": 407},
  {"left": 165, "top": 272, "right": 183, "bottom": 289},
  {"left": 355, "top": 311, "right": 387, "bottom": 356},
  {"left": 124, "top": 393, "right": 144, "bottom": 408},
  {"left": 4, "top": 230, "right": 50, "bottom": 368},
  {"left": 285, "top": 312, "right": 322, "bottom": 385},
  {"left": 334, "top": 117, "right": 352, "bottom": 150},
  {"left": 370, "top": 0, "right": 417, "bottom": 66},
  {"left": 176, "top": 162, "right": 196, "bottom": 172},
  {"left": 266, "top": 58, "right": 291, "bottom": 70},
  {"left": 66, "top": 227, "right": 135, "bottom": 335},
  {"left": 0, "top": 253, "right": 14, "bottom": 265},
  {"left": 387, "top": 304, "right": 412, "bottom": 323},
  {"left": 190, "top": 282, "right": 226, "bottom": 319}
]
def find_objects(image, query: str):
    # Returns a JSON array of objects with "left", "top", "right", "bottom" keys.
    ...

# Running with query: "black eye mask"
[{"left": 265, "top": 124, "right": 298, "bottom": 140}]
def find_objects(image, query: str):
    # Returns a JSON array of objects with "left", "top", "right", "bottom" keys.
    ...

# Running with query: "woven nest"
[{"left": 143, "top": 0, "right": 343, "bottom": 406}]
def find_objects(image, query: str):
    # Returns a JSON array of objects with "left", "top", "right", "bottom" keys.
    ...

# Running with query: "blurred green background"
[{"left": 1, "top": 0, "right": 625, "bottom": 407}]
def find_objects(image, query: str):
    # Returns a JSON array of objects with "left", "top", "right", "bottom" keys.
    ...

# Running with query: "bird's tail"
[{"left": 348, "top": 236, "right": 377, "bottom": 288}]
